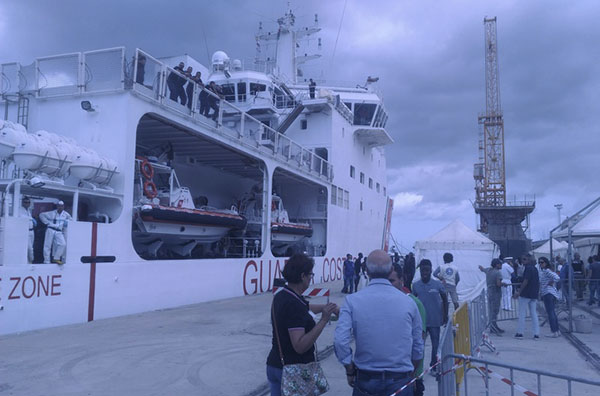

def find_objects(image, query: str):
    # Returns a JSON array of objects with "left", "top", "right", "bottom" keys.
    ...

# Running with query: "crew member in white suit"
[
  {"left": 39, "top": 200, "right": 72, "bottom": 264},
  {"left": 19, "top": 196, "right": 36, "bottom": 263},
  {"left": 501, "top": 257, "right": 515, "bottom": 310}
]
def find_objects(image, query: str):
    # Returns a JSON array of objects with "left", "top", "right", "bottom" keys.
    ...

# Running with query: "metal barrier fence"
[
  {"left": 443, "top": 353, "right": 600, "bottom": 396},
  {"left": 468, "top": 289, "right": 496, "bottom": 355},
  {"left": 437, "top": 322, "right": 456, "bottom": 396}
]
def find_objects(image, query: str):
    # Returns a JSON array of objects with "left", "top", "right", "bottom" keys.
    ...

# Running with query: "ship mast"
[{"left": 255, "top": 6, "right": 321, "bottom": 83}]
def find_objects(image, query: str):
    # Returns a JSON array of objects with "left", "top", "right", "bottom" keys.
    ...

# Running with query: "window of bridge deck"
[
  {"left": 237, "top": 82, "right": 247, "bottom": 102},
  {"left": 353, "top": 103, "right": 377, "bottom": 126}
]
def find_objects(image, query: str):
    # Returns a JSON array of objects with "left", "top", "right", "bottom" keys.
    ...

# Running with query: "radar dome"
[
  {"left": 232, "top": 59, "right": 242, "bottom": 71},
  {"left": 212, "top": 51, "right": 230, "bottom": 66}
]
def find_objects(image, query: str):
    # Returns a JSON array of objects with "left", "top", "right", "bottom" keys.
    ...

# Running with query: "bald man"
[{"left": 334, "top": 250, "right": 424, "bottom": 396}]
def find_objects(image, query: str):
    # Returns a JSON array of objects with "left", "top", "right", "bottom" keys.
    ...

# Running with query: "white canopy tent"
[
  {"left": 531, "top": 239, "right": 568, "bottom": 260},
  {"left": 414, "top": 219, "right": 499, "bottom": 302},
  {"left": 552, "top": 197, "right": 600, "bottom": 260}
]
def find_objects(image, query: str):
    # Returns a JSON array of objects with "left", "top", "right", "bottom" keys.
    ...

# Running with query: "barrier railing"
[
  {"left": 443, "top": 354, "right": 600, "bottom": 396},
  {"left": 437, "top": 322, "right": 456, "bottom": 396},
  {"left": 468, "top": 289, "right": 495, "bottom": 355}
]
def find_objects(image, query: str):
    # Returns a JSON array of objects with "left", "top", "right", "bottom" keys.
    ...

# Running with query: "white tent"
[
  {"left": 554, "top": 200, "right": 600, "bottom": 239},
  {"left": 414, "top": 219, "right": 499, "bottom": 302},
  {"left": 531, "top": 239, "right": 568, "bottom": 260}
]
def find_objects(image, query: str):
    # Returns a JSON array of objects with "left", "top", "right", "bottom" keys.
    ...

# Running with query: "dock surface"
[{"left": 1, "top": 280, "right": 599, "bottom": 395}]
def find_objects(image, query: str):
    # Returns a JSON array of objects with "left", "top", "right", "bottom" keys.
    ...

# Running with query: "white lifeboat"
[
  {"left": 70, "top": 148, "right": 118, "bottom": 184},
  {"left": 0, "top": 120, "right": 27, "bottom": 158},
  {"left": 12, "top": 130, "right": 74, "bottom": 176}
]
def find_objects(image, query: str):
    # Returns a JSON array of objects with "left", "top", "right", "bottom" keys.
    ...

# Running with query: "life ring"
[
  {"left": 143, "top": 180, "right": 158, "bottom": 199},
  {"left": 140, "top": 159, "right": 154, "bottom": 179}
]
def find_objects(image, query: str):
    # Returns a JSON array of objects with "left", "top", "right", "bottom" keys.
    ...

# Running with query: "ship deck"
[{"left": 1, "top": 279, "right": 599, "bottom": 395}]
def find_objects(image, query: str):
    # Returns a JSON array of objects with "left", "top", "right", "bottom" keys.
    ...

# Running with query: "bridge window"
[
  {"left": 250, "top": 83, "right": 266, "bottom": 95},
  {"left": 360, "top": 172, "right": 365, "bottom": 184},
  {"left": 368, "top": 178, "right": 373, "bottom": 189},
  {"left": 220, "top": 83, "right": 235, "bottom": 102},
  {"left": 237, "top": 82, "right": 247, "bottom": 101},
  {"left": 353, "top": 103, "right": 377, "bottom": 126},
  {"left": 376, "top": 182, "right": 380, "bottom": 193},
  {"left": 350, "top": 166, "right": 355, "bottom": 178}
]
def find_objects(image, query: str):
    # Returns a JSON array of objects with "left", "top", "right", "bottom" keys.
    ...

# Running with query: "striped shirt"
[{"left": 539, "top": 268, "right": 560, "bottom": 299}]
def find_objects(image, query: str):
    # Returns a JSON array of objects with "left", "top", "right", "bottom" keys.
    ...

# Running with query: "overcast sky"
[{"left": 1, "top": 0, "right": 598, "bottom": 251}]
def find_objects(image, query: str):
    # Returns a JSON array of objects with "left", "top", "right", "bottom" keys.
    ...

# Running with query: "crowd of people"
[
  {"left": 266, "top": 250, "right": 600, "bottom": 396},
  {"left": 267, "top": 250, "right": 459, "bottom": 396}
]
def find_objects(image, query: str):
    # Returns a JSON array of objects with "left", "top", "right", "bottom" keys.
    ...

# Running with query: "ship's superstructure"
[{"left": 0, "top": 10, "right": 393, "bottom": 335}]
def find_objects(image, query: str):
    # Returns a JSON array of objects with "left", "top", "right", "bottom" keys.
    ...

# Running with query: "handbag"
[{"left": 272, "top": 303, "right": 329, "bottom": 396}]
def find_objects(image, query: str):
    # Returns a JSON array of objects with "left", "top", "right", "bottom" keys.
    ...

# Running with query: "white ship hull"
[{"left": 0, "top": 41, "right": 393, "bottom": 335}]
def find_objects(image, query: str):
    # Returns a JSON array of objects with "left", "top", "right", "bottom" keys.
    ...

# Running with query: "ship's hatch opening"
[
  {"left": 133, "top": 113, "right": 266, "bottom": 260},
  {"left": 271, "top": 167, "right": 327, "bottom": 258}
]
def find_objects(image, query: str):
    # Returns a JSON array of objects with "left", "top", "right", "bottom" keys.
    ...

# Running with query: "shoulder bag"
[{"left": 272, "top": 303, "right": 329, "bottom": 396}]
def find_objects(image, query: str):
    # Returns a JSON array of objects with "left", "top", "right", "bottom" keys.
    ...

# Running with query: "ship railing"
[
  {"left": 1, "top": 47, "right": 333, "bottom": 182},
  {"left": 131, "top": 48, "right": 333, "bottom": 182}
]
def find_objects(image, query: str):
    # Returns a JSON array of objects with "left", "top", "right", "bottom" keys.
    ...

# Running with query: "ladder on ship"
[{"left": 17, "top": 95, "right": 29, "bottom": 129}]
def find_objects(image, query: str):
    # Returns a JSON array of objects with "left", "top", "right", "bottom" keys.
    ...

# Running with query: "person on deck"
[
  {"left": 39, "top": 201, "right": 72, "bottom": 264},
  {"left": 308, "top": 78, "right": 316, "bottom": 99},
  {"left": 19, "top": 196, "right": 36, "bottom": 263},
  {"left": 167, "top": 62, "right": 187, "bottom": 105}
]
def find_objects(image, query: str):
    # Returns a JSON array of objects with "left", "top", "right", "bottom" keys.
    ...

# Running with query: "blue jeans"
[
  {"left": 517, "top": 297, "right": 539, "bottom": 336},
  {"left": 542, "top": 294, "right": 559, "bottom": 333},
  {"left": 353, "top": 375, "right": 413, "bottom": 396},
  {"left": 589, "top": 282, "right": 599, "bottom": 305},
  {"left": 343, "top": 275, "right": 354, "bottom": 293},
  {"left": 266, "top": 365, "right": 282, "bottom": 396},
  {"left": 426, "top": 326, "right": 440, "bottom": 368}
]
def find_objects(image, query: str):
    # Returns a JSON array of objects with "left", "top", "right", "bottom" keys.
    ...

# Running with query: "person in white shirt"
[
  {"left": 434, "top": 252, "right": 460, "bottom": 310},
  {"left": 39, "top": 200, "right": 72, "bottom": 264},
  {"left": 19, "top": 196, "right": 36, "bottom": 263},
  {"left": 501, "top": 257, "right": 515, "bottom": 310}
]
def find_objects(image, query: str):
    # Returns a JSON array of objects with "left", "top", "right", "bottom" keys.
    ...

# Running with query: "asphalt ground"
[{"left": 1, "top": 279, "right": 599, "bottom": 396}]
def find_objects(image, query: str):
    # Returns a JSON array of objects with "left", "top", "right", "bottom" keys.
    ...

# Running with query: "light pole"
[{"left": 554, "top": 203, "right": 563, "bottom": 226}]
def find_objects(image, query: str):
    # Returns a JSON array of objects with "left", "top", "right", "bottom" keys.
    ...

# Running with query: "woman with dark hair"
[
  {"left": 538, "top": 256, "right": 561, "bottom": 337},
  {"left": 266, "top": 254, "right": 338, "bottom": 396}
]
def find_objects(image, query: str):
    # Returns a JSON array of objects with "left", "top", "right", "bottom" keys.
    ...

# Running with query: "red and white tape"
[
  {"left": 303, "top": 287, "right": 330, "bottom": 297},
  {"left": 388, "top": 360, "right": 443, "bottom": 396},
  {"left": 478, "top": 366, "right": 538, "bottom": 396}
]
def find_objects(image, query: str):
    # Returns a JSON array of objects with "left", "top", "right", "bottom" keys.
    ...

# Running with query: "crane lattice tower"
[
  {"left": 473, "top": 17, "right": 535, "bottom": 258},
  {"left": 475, "top": 17, "right": 506, "bottom": 208}
]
